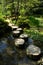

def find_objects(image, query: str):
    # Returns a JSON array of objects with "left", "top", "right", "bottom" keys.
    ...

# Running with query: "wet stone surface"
[
  {"left": 16, "top": 28, "right": 23, "bottom": 34},
  {"left": 26, "top": 45, "right": 41, "bottom": 55},
  {"left": 14, "top": 38, "right": 25, "bottom": 49},
  {"left": 20, "top": 34, "right": 28, "bottom": 42},
  {"left": 11, "top": 26, "right": 18, "bottom": 31},
  {"left": 26, "top": 45, "right": 41, "bottom": 60},
  {"left": 13, "top": 30, "right": 20, "bottom": 38}
]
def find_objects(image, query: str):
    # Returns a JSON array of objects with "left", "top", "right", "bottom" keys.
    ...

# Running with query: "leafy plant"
[
  {"left": 16, "top": 18, "right": 30, "bottom": 29},
  {"left": 29, "top": 16, "right": 39, "bottom": 27},
  {"left": 0, "top": 18, "right": 12, "bottom": 38}
]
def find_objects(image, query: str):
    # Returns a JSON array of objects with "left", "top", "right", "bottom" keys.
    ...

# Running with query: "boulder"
[{"left": 26, "top": 45, "right": 41, "bottom": 60}]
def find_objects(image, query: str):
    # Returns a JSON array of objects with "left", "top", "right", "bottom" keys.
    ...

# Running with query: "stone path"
[{"left": 0, "top": 25, "right": 43, "bottom": 65}]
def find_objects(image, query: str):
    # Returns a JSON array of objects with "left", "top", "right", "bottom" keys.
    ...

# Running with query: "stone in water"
[
  {"left": 15, "top": 38, "right": 25, "bottom": 49},
  {"left": 26, "top": 44, "right": 41, "bottom": 60},
  {"left": 13, "top": 30, "right": 20, "bottom": 38},
  {"left": 20, "top": 34, "right": 28, "bottom": 42}
]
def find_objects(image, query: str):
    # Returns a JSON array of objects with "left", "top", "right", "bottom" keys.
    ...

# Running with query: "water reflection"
[{"left": 0, "top": 39, "right": 7, "bottom": 53}]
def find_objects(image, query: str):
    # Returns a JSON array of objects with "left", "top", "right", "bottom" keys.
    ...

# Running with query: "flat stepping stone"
[
  {"left": 26, "top": 45, "right": 41, "bottom": 60},
  {"left": 16, "top": 28, "right": 23, "bottom": 33},
  {"left": 15, "top": 38, "right": 25, "bottom": 49},
  {"left": 8, "top": 23, "right": 15, "bottom": 27},
  {"left": 8, "top": 23, "right": 12, "bottom": 26},
  {"left": 20, "top": 34, "right": 28, "bottom": 42},
  {"left": 13, "top": 30, "right": 20, "bottom": 38},
  {"left": 5, "top": 19, "right": 11, "bottom": 23},
  {"left": 11, "top": 26, "right": 18, "bottom": 30}
]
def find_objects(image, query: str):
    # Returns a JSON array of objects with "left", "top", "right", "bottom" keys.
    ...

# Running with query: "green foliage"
[
  {"left": 24, "top": 28, "right": 43, "bottom": 44},
  {"left": 12, "top": 20, "right": 16, "bottom": 24},
  {"left": 0, "top": 13, "right": 4, "bottom": 18},
  {"left": 0, "top": 17, "right": 5, "bottom": 23},
  {"left": 33, "top": 34, "right": 43, "bottom": 50},
  {"left": 16, "top": 16, "right": 40, "bottom": 29},
  {"left": 19, "top": 8, "right": 26, "bottom": 16},
  {"left": 0, "top": 18, "right": 12, "bottom": 38},
  {"left": 16, "top": 17, "right": 30, "bottom": 29},
  {"left": 29, "top": 16, "right": 40, "bottom": 27},
  {"left": 24, "top": 29, "right": 39, "bottom": 36},
  {"left": 5, "top": 11, "right": 11, "bottom": 16}
]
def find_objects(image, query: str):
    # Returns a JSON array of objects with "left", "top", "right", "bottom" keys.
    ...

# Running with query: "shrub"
[
  {"left": 24, "top": 29, "right": 43, "bottom": 50},
  {"left": 29, "top": 16, "right": 40, "bottom": 27},
  {"left": 16, "top": 19, "right": 30, "bottom": 29},
  {"left": 0, "top": 18, "right": 12, "bottom": 38}
]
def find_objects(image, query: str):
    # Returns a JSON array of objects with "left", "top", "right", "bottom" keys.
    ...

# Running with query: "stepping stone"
[
  {"left": 16, "top": 28, "right": 23, "bottom": 33},
  {"left": 13, "top": 30, "right": 20, "bottom": 38},
  {"left": 8, "top": 23, "right": 13, "bottom": 26},
  {"left": 11, "top": 24, "right": 15, "bottom": 26},
  {"left": 15, "top": 38, "right": 25, "bottom": 49},
  {"left": 11, "top": 26, "right": 18, "bottom": 30},
  {"left": 8, "top": 23, "right": 15, "bottom": 27},
  {"left": 20, "top": 34, "right": 28, "bottom": 42},
  {"left": 26, "top": 45, "right": 41, "bottom": 60}
]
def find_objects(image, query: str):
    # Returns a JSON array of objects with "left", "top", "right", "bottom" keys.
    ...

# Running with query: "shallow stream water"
[{"left": 0, "top": 35, "right": 43, "bottom": 65}]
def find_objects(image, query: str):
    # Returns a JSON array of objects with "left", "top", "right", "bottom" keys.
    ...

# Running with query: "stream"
[{"left": 0, "top": 35, "right": 43, "bottom": 65}]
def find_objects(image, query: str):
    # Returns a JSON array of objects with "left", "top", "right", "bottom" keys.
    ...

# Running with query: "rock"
[
  {"left": 11, "top": 26, "right": 18, "bottom": 31},
  {"left": 20, "top": 34, "right": 28, "bottom": 42},
  {"left": 28, "top": 38, "right": 33, "bottom": 44},
  {"left": 13, "top": 30, "right": 20, "bottom": 38},
  {"left": 15, "top": 38, "right": 25, "bottom": 49},
  {"left": 16, "top": 28, "right": 23, "bottom": 34},
  {"left": 8, "top": 23, "right": 12, "bottom": 26},
  {"left": 26, "top": 45, "right": 41, "bottom": 60}
]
